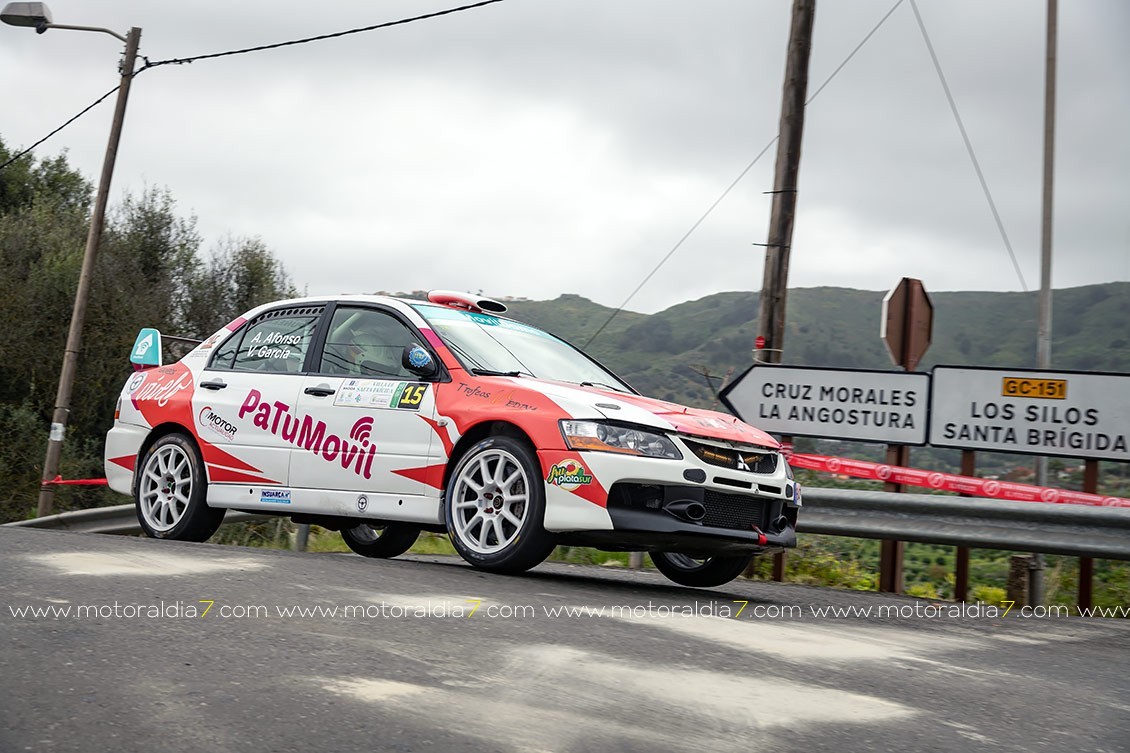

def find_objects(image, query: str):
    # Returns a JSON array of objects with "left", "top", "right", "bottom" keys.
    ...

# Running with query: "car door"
[
  {"left": 289, "top": 304, "right": 441, "bottom": 508},
  {"left": 193, "top": 304, "right": 324, "bottom": 493}
]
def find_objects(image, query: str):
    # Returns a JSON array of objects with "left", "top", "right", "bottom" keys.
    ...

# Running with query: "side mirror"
[{"left": 401, "top": 342, "right": 438, "bottom": 378}]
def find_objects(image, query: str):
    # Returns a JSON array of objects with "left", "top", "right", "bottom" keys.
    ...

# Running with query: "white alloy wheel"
[
  {"left": 139, "top": 442, "right": 194, "bottom": 532},
  {"left": 134, "top": 433, "right": 225, "bottom": 542},
  {"left": 449, "top": 447, "right": 529, "bottom": 555}
]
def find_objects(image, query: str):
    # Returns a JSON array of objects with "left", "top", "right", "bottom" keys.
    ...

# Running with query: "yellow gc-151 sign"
[{"left": 1002, "top": 377, "right": 1067, "bottom": 400}]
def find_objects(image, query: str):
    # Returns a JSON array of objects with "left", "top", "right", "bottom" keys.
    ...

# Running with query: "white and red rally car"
[{"left": 105, "top": 290, "right": 799, "bottom": 587}]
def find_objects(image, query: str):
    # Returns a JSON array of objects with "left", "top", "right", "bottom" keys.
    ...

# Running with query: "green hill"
[{"left": 506, "top": 282, "right": 1130, "bottom": 409}]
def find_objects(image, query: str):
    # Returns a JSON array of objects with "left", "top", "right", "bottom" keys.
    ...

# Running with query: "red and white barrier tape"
[{"left": 787, "top": 453, "right": 1130, "bottom": 508}]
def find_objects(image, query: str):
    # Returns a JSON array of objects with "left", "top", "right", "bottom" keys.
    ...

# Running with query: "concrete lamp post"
[{"left": 1, "top": 1, "right": 142, "bottom": 517}]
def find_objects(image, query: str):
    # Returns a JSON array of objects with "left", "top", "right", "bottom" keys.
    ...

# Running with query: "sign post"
[{"left": 877, "top": 278, "right": 934, "bottom": 594}]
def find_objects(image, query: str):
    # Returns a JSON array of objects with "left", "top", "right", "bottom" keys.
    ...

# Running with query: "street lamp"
[{"left": 2, "top": 2, "right": 142, "bottom": 517}]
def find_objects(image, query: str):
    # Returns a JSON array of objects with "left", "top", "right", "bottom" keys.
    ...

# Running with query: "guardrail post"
[
  {"left": 878, "top": 444, "right": 907, "bottom": 593},
  {"left": 294, "top": 523, "right": 310, "bottom": 552},
  {"left": 954, "top": 450, "right": 976, "bottom": 601},
  {"left": 772, "top": 552, "right": 786, "bottom": 582},
  {"left": 1078, "top": 459, "right": 1099, "bottom": 612},
  {"left": 1007, "top": 555, "right": 1030, "bottom": 606}
]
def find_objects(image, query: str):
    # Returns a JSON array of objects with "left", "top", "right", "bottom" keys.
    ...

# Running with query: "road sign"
[
  {"left": 881, "top": 278, "right": 933, "bottom": 371},
  {"left": 930, "top": 366, "right": 1130, "bottom": 461},
  {"left": 721, "top": 365, "right": 930, "bottom": 445}
]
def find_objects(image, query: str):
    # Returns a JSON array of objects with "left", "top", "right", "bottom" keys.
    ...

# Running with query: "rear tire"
[
  {"left": 444, "top": 436, "right": 556, "bottom": 574},
  {"left": 340, "top": 522, "right": 420, "bottom": 558},
  {"left": 135, "top": 433, "right": 225, "bottom": 542},
  {"left": 651, "top": 551, "right": 753, "bottom": 588}
]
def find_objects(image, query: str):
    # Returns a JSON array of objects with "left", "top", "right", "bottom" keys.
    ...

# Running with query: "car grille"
[
  {"left": 701, "top": 490, "right": 769, "bottom": 531},
  {"left": 683, "top": 439, "right": 778, "bottom": 475}
]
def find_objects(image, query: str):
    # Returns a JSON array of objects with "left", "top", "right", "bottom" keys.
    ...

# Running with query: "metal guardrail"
[
  {"left": 5, "top": 490, "right": 1130, "bottom": 561},
  {"left": 4, "top": 504, "right": 271, "bottom": 535},
  {"left": 798, "top": 488, "right": 1130, "bottom": 561}
]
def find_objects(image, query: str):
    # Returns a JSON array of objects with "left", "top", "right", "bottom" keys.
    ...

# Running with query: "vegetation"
[{"left": 0, "top": 138, "right": 295, "bottom": 524}]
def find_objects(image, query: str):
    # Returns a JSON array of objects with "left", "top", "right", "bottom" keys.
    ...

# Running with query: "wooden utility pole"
[
  {"left": 38, "top": 26, "right": 142, "bottom": 517},
  {"left": 1031, "top": 0, "right": 1058, "bottom": 605},
  {"left": 756, "top": 0, "right": 815, "bottom": 582},
  {"left": 756, "top": 0, "right": 816, "bottom": 365}
]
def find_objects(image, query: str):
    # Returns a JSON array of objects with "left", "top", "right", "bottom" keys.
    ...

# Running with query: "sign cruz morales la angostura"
[
  {"left": 929, "top": 366, "right": 1130, "bottom": 461},
  {"left": 720, "top": 365, "right": 930, "bottom": 445}
]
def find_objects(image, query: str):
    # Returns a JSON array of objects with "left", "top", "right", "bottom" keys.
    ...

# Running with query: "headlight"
[{"left": 560, "top": 420, "right": 682, "bottom": 459}]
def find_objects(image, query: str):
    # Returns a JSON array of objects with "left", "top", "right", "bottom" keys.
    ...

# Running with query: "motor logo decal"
[{"left": 199, "top": 406, "right": 237, "bottom": 440}]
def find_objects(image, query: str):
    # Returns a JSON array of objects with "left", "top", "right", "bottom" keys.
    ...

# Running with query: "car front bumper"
[{"left": 539, "top": 441, "right": 800, "bottom": 556}]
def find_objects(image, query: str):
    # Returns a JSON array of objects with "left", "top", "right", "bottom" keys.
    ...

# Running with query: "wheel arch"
[
  {"left": 132, "top": 422, "right": 204, "bottom": 496},
  {"left": 443, "top": 420, "right": 537, "bottom": 493}
]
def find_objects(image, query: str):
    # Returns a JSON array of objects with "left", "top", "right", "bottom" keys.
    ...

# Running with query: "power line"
[
  {"left": 908, "top": 0, "right": 1028, "bottom": 292},
  {"left": 0, "top": 0, "right": 509, "bottom": 173},
  {"left": 0, "top": 85, "right": 120, "bottom": 173},
  {"left": 140, "top": 0, "right": 507, "bottom": 70},
  {"left": 583, "top": 0, "right": 905, "bottom": 348}
]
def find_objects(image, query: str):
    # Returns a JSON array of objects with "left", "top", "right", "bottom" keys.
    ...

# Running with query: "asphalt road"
[{"left": 2, "top": 527, "right": 1128, "bottom": 753}]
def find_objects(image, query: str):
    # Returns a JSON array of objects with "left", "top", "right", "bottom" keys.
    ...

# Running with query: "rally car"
[{"left": 105, "top": 290, "right": 799, "bottom": 587}]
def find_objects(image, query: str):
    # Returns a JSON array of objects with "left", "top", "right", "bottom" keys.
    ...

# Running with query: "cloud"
[{"left": 1, "top": 0, "right": 1125, "bottom": 312}]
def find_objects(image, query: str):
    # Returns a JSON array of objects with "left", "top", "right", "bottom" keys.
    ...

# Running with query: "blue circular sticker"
[{"left": 408, "top": 346, "right": 433, "bottom": 369}]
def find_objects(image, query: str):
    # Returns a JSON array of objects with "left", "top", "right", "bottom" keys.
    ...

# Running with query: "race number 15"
[{"left": 396, "top": 384, "right": 428, "bottom": 409}]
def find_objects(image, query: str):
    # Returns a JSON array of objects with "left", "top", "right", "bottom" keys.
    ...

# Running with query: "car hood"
[{"left": 526, "top": 379, "right": 779, "bottom": 449}]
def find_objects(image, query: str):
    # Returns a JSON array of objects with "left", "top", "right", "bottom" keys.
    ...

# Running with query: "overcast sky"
[{"left": 1, "top": 0, "right": 1126, "bottom": 313}]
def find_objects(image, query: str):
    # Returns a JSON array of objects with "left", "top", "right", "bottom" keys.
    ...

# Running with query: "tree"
[{"left": 0, "top": 138, "right": 297, "bottom": 523}]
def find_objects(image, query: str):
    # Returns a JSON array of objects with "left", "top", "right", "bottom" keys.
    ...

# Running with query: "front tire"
[
  {"left": 651, "top": 551, "right": 753, "bottom": 588},
  {"left": 341, "top": 522, "right": 420, "bottom": 558},
  {"left": 135, "top": 433, "right": 225, "bottom": 542},
  {"left": 444, "top": 436, "right": 556, "bottom": 574}
]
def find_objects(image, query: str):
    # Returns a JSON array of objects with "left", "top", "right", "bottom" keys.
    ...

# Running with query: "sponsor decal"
[
  {"left": 133, "top": 370, "right": 192, "bottom": 408},
  {"left": 469, "top": 313, "right": 501, "bottom": 327},
  {"left": 199, "top": 332, "right": 222, "bottom": 351},
  {"left": 333, "top": 380, "right": 428, "bottom": 411},
  {"left": 239, "top": 389, "right": 377, "bottom": 479},
  {"left": 546, "top": 459, "right": 594, "bottom": 491},
  {"left": 407, "top": 345, "right": 432, "bottom": 369},
  {"left": 199, "top": 406, "right": 238, "bottom": 441},
  {"left": 357, "top": 495, "right": 368, "bottom": 512},
  {"left": 128, "top": 373, "right": 146, "bottom": 393},
  {"left": 454, "top": 382, "right": 538, "bottom": 411},
  {"left": 130, "top": 328, "right": 160, "bottom": 366},
  {"left": 456, "top": 383, "right": 492, "bottom": 399},
  {"left": 261, "top": 489, "right": 292, "bottom": 505}
]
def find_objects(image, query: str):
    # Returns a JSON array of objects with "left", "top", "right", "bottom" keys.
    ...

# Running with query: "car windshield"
[{"left": 412, "top": 304, "right": 633, "bottom": 392}]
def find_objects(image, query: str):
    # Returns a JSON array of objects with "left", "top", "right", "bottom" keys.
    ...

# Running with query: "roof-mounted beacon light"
[{"left": 427, "top": 290, "right": 508, "bottom": 314}]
